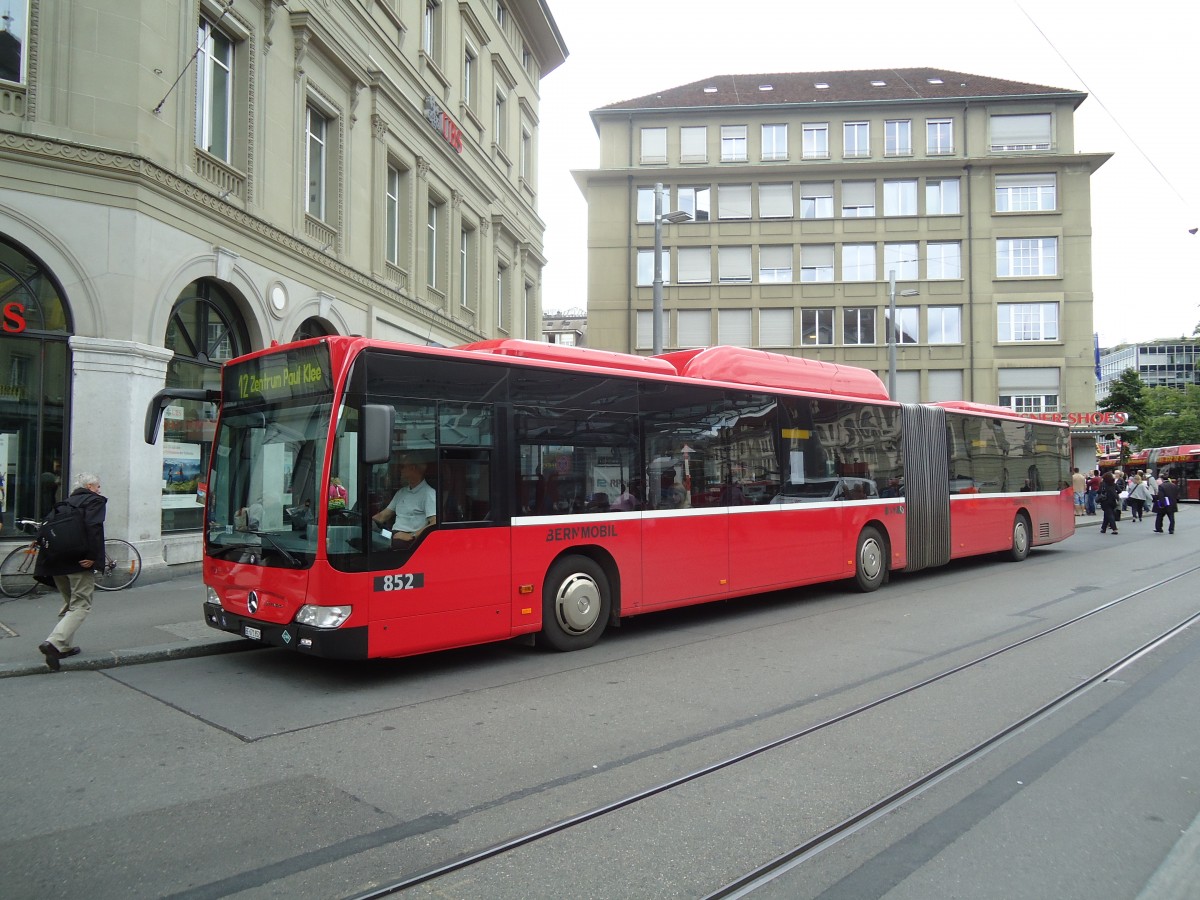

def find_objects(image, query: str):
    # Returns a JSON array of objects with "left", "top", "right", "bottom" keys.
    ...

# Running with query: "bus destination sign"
[{"left": 226, "top": 345, "right": 332, "bottom": 405}]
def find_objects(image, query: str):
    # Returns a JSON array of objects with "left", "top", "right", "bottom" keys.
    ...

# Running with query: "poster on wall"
[{"left": 161, "top": 441, "right": 202, "bottom": 509}]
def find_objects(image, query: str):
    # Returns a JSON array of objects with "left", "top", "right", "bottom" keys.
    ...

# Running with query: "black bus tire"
[
  {"left": 854, "top": 526, "right": 887, "bottom": 592},
  {"left": 1007, "top": 513, "right": 1031, "bottom": 562},
  {"left": 542, "top": 555, "right": 610, "bottom": 652}
]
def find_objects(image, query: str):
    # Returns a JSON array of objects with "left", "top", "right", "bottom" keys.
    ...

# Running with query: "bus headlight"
[
  {"left": 295, "top": 605, "right": 351, "bottom": 628},
  {"left": 207, "top": 585, "right": 223, "bottom": 610}
]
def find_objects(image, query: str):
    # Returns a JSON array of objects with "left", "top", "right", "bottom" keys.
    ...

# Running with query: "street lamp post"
[
  {"left": 652, "top": 183, "right": 692, "bottom": 356},
  {"left": 887, "top": 269, "right": 919, "bottom": 400}
]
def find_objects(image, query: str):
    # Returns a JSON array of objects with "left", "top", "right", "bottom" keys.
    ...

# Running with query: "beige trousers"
[{"left": 45, "top": 571, "right": 96, "bottom": 652}]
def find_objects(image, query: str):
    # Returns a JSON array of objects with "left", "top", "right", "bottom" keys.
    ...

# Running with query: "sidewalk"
[{"left": 0, "top": 565, "right": 252, "bottom": 678}]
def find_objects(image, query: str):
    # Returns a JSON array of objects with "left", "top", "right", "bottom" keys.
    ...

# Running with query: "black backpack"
[{"left": 37, "top": 498, "right": 90, "bottom": 563}]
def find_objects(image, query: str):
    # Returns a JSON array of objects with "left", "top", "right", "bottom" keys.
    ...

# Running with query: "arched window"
[
  {"left": 0, "top": 236, "right": 72, "bottom": 526},
  {"left": 291, "top": 316, "right": 336, "bottom": 342},
  {"left": 161, "top": 280, "right": 250, "bottom": 532}
]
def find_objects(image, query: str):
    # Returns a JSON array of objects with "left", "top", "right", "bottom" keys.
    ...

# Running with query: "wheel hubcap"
[
  {"left": 860, "top": 539, "right": 883, "bottom": 581},
  {"left": 1015, "top": 522, "right": 1028, "bottom": 554},
  {"left": 555, "top": 572, "right": 600, "bottom": 635}
]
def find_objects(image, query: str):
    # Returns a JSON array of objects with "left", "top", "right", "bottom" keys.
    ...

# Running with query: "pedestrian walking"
[
  {"left": 1097, "top": 472, "right": 1120, "bottom": 535},
  {"left": 36, "top": 472, "right": 107, "bottom": 671},
  {"left": 1154, "top": 474, "right": 1179, "bottom": 535},
  {"left": 1128, "top": 471, "right": 1153, "bottom": 523}
]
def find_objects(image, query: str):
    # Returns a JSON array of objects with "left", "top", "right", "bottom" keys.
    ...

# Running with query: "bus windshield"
[{"left": 205, "top": 342, "right": 335, "bottom": 568}]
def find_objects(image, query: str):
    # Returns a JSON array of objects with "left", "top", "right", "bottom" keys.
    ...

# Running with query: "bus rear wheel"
[
  {"left": 854, "top": 526, "right": 887, "bottom": 592},
  {"left": 1007, "top": 513, "right": 1031, "bottom": 562},
  {"left": 542, "top": 555, "right": 610, "bottom": 652}
]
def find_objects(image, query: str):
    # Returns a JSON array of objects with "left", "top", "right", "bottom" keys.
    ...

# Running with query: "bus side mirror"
[{"left": 361, "top": 404, "right": 394, "bottom": 465}]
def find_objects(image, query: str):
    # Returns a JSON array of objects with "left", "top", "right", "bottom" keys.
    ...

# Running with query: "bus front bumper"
[{"left": 203, "top": 602, "right": 369, "bottom": 659}]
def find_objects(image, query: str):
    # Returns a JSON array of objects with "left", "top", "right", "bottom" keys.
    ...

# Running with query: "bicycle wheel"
[
  {"left": 0, "top": 543, "right": 40, "bottom": 598},
  {"left": 95, "top": 539, "right": 142, "bottom": 591}
]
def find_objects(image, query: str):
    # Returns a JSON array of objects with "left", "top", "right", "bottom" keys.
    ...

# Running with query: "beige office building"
[
  {"left": 575, "top": 68, "right": 1109, "bottom": 418},
  {"left": 0, "top": 0, "right": 565, "bottom": 571}
]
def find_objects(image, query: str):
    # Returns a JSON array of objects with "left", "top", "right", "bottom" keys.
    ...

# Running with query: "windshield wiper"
[{"left": 244, "top": 530, "right": 303, "bottom": 567}]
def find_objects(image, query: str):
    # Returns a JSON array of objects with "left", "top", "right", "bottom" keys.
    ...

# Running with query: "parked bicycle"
[{"left": 0, "top": 518, "right": 142, "bottom": 598}]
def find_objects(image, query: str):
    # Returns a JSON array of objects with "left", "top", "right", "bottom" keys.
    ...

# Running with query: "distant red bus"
[
  {"left": 1100, "top": 445, "right": 1200, "bottom": 501},
  {"left": 145, "top": 337, "right": 1074, "bottom": 660}
]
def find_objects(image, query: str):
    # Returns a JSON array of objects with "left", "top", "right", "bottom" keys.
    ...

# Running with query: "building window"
[
  {"left": 843, "top": 121, "right": 869, "bottom": 158},
  {"left": 195, "top": 16, "right": 234, "bottom": 162},
  {"left": 520, "top": 126, "right": 532, "bottom": 181},
  {"left": 494, "top": 1, "right": 506, "bottom": 28},
  {"left": 677, "top": 310, "right": 711, "bottom": 348},
  {"left": 843, "top": 307, "right": 876, "bottom": 345},
  {"left": 884, "top": 120, "right": 911, "bottom": 156},
  {"left": 841, "top": 181, "right": 875, "bottom": 217},
  {"left": 998, "top": 303, "right": 1059, "bottom": 342},
  {"left": 883, "top": 242, "right": 918, "bottom": 280},
  {"left": 718, "top": 309, "right": 752, "bottom": 346},
  {"left": 718, "top": 246, "right": 752, "bottom": 283},
  {"left": 636, "top": 249, "right": 669, "bottom": 287},
  {"left": 926, "top": 241, "right": 962, "bottom": 280},
  {"left": 886, "top": 307, "right": 919, "bottom": 345},
  {"left": 802, "top": 123, "right": 829, "bottom": 159},
  {"left": 842, "top": 243, "right": 876, "bottom": 282},
  {"left": 758, "top": 183, "right": 793, "bottom": 219},
  {"left": 421, "top": 0, "right": 441, "bottom": 62},
  {"left": 800, "top": 245, "right": 834, "bottom": 282},
  {"left": 385, "top": 163, "right": 403, "bottom": 266},
  {"left": 928, "top": 306, "right": 962, "bottom": 344},
  {"left": 678, "top": 247, "right": 711, "bottom": 284},
  {"left": 759, "top": 246, "right": 792, "bottom": 282},
  {"left": 720, "top": 125, "right": 747, "bottom": 162},
  {"left": 0, "top": 1, "right": 28, "bottom": 84},
  {"left": 761, "top": 123, "right": 788, "bottom": 160},
  {"left": 926, "top": 178, "right": 961, "bottom": 215},
  {"left": 494, "top": 89, "right": 508, "bottom": 151},
  {"left": 305, "top": 105, "right": 329, "bottom": 220},
  {"left": 801, "top": 308, "right": 835, "bottom": 346},
  {"left": 1001, "top": 394, "right": 1059, "bottom": 415},
  {"left": 927, "top": 118, "right": 953, "bottom": 155},
  {"left": 680, "top": 126, "right": 707, "bottom": 163},
  {"left": 463, "top": 46, "right": 477, "bottom": 111},
  {"left": 636, "top": 186, "right": 657, "bottom": 224},
  {"left": 995, "top": 173, "right": 1057, "bottom": 211},
  {"left": 678, "top": 186, "right": 710, "bottom": 222},
  {"left": 163, "top": 280, "right": 249, "bottom": 533},
  {"left": 459, "top": 226, "right": 474, "bottom": 308},
  {"left": 496, "top": 261, "right": 509, "bottom": 331},
  {"left": 883, "top": 180, "right": 918, "bottom": 216},
  {"left": 426, "top": 200, "right": 441, "bottom": 288},
  {"left": 717, "top": 184, "right": 751, "bottom": 220},
  {"left": 640, "top": 127, "right": 666, "bottom": 164},
  {"left": 760, "top": 309, "right": 793, "bottom": 347},
  {"left": 989, "top": 113, "right": 1052, "bottom": 151},
  {"left": 635, "top": 310, "right": 653, "bottom": 350},
  {"left": 997, "top": 238, "right": 1058, "bottom": 277},
  {"left": 800, "top": 182, "right": 833, "bottom": 219},
  {"left": 928, "top": 370, "right": 964, "bottom": 401}
]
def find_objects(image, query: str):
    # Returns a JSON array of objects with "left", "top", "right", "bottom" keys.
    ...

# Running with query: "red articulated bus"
[
  {"left": 1101, "top": 445, "right": 1200, "bottom": 501},
  {"left": 144, "top": 337, "right": 1074, "bottom": 660}
]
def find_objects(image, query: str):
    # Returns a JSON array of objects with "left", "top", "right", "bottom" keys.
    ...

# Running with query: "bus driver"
[{"left": 372, "top": 455, "right": 437, "bottom": 545}]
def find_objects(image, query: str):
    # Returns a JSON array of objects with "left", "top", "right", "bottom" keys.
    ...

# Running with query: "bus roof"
[
  {"left": 930, "top": 400, "right": 1057, "bottom": 424},
  {"left": 457, "top": 340, "right": 890, "bottom": 402}
]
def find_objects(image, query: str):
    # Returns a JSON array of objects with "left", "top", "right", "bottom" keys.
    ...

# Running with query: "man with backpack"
[{"left": 36, "top": 472, "right": 107, "bottom": 671}]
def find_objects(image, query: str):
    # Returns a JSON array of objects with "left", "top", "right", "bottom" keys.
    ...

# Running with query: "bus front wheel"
[
  {"left": 542, "top": 555, "right": 610, "bottom": 652},
  {"left": 854, "top": 526, "right": 887, "bottom": 592},
  {"left": 1007, "top": 513, "right": 1031, "bottom": 562}
]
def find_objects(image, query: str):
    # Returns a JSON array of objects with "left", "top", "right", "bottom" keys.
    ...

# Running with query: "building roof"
[{"left": 595, "top": 68, "right": 1083, "bottom": 113}]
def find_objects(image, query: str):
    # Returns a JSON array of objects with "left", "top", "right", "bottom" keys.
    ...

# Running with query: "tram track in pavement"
[{"left": 344, "top": 564, "right": 1200, "bottom": 899}]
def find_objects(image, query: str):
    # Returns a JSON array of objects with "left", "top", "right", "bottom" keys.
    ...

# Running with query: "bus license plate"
[{"left": 244, "top": 626, "right": 262, "bottom": 640}]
